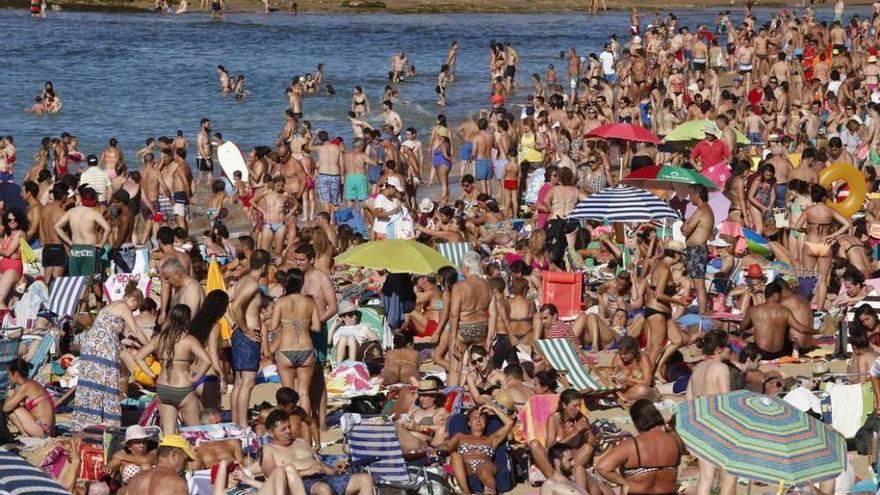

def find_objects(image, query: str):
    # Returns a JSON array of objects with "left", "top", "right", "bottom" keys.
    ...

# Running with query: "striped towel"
[
  {"left": 47, "top": 276, "right": 88, "bottom": 319},
  {"left": 0, "top": 448, "right": 70, "bottom": 494},
  {"left": 536, "top": 338, "right": 608, "bottom": 392},
  {"left": 436, "top": 242, "right": 472, "bottom": 269},
  {"left": 348, "top": 422, "right": 411, "bottom": 484}
]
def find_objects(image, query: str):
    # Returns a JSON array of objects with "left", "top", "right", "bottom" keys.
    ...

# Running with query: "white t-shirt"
[
  {"left": 599, "top": 51, "right": 615, "bottom": 75},
  {"left": 371, "top": 194, "right": 398, "bottom": 235}
]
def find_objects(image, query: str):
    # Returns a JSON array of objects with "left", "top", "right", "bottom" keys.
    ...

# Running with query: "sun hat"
[
  {"left": 337, "top": 300, "right": 359, "bottom": 316},
  {"left": 747, "top": 264, "right": 764, "bottom": 279},
  {"left": 419, "top": 198, "right": 435, "bottom": 214},
  {"left": 124, "top": 425, "right": 153, "bottom": 445}
]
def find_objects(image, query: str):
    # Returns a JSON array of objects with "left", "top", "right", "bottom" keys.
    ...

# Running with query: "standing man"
[
  {"left": 312, "top": 131, "right": 343, "bottom": 218},
  {"left": 689, "top": 124, "right": 730, "bottom": 171},
  {"left": 473, "top": 118, "right": 496, "bottom": 195},
  {"left": 196, "top": 118, "right": 214, "bottom": 188},
  {"left": 503, "top": 41, "right": 519, "bottom": 91},
  {"left": 40, "top": 183, "right": 69, "bottom": 284},
  {"left": 159, "top": 257, "right": 204, "bottom": 319},
  {"left": 80, "top": 154, "right": 111, "bottom": 205},
  {"left": 108, "top": 190, "right": 136, "bottom": 273},
  {"left": 229, "top": 249, "right": 271, "bottom": 428},
  {"left": 253, "top": 176, "right": 287, "bottom": 260},
  {"left": 382, "top": 101, "right": 403, "bottom": 137},
  {"left": 21, "top": 180, "right": 42, "bottom": 246},
  {"left": 682, "top": 184, "right": 714, "bottom": 315},
  {"left": 139, "top": 153, "right": 171, "bottom": 244},
  {"left": 599, "top": 43, "right": 616, "bottom": 83},
  {"left": 293, "top": 245, "right": 337, "bottom": 431},
  {"left": 171, "top": 149, "right": 192, "bottom": 231},
  {"left": 53, "top": 187, "right": 110, "bottom": 279},
  {"left": 343, "top": 138, "right": 374, "bottom": 212}
]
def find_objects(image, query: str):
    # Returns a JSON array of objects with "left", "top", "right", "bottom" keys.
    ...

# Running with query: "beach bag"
[
  {"left": 77, "top": 443, "right": 105, "bottom": 481},
  {"left": 387, "top": 210, "right": 415, "bottom": 240}
]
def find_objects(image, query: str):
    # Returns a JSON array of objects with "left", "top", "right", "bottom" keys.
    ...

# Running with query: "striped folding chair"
[
  {"left": 347, "top": 418, "right": 440, "bottom": 494},
  {"left": 436, "top": 242, "right": 472, "bottom": 270},
  {"left": 0, "top": 333, "right": 21, "bottom": 400},
  {"left": 47, "top": 276, "right": 89, "bottom": 321},
  {"left": 27, "top": 330, "right": 56, "bottom": 381},
  {"left": 535, "top": 338, "right": 614, "bottom": 394},
  {"left": 0, "top": 448, "right": 70, "bottom": 494}
]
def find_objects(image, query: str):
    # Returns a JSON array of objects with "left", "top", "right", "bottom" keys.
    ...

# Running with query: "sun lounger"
[
  {"left": 46, "top": 276, "right": 89, "bottom": 322},
  {"left": 535, "top": 338, "right": 615, "bottom": 394}
]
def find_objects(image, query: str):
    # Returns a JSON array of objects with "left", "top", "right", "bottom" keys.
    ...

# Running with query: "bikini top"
[{"left": 619, "top": 434, "right": 683, "bottom": 479}]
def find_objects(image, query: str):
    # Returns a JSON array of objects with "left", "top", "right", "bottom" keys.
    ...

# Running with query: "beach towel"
[
  {"left": 326, "top": 361, "right": 375, "bottom": 397},
  {"left": 13, "top": 280, "right": 48, "bottom": 328},
  {"left": 827, "top": 382, "right": 865, "bottom": 438},
  {"left": 179, "top": 423, "right": 260, "bottom": 454},
  {"left": 517, "top": 394, "right": 559, "bottom": 446},
  {"left": 103, "top": 273, "right": 152, "bottom": 302}
]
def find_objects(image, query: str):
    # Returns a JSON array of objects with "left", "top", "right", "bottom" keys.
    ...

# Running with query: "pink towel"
[{"left": 518, "top": 394, "right": 559, "bottom": 445}]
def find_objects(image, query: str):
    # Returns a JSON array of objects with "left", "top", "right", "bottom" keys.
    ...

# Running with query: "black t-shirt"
[{"left": 0, "top": 182, "right": 27, "bottom": 213}]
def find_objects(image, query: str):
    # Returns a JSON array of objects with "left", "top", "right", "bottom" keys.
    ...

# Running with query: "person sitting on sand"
[
  {"left": 3, "top": 357, "right": 55, "bottom": 438},
  {"left": 610, "top": 336, "right": 659, "bottom": 407},
  {"left": 377, "top": 332, "right": 419, "bottom": 386},
  {"left": 849, "top": 330, "right": 878, "bottom": 383}
]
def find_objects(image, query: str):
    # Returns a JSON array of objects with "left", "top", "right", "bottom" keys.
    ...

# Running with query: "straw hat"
[
  {"left": 337, "top": 300, "right": 359, "bottom": 316},
  {"left": 417, "top": 379, "right": 441, "bottom": 395},
  {"left": 666, "top": 240, "right": 686, "bottom": 254}
]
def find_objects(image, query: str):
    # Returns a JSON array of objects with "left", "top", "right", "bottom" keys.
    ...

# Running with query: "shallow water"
[{"left": 0, "top": 7, "right": 862, "bottom": 165}]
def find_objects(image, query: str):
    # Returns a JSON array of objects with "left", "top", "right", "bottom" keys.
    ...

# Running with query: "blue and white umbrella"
[{"left": 567, "top": 185, "right": 680, "bottom": 222}]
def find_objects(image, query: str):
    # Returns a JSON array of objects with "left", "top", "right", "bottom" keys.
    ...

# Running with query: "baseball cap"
[
  {"left": 419, "top": 198, "right": 435, "bottom": 213},
  {"left": 385, "top": 176, "right": 404, "bottom": 192},
  {"left": 87, "top": 154, "right": 98, "bottom": 166},
  {"left": 158, "top": 434, "right": 196, "bottom": 460}
]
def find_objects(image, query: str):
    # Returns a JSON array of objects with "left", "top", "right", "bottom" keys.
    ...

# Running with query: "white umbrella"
[{"left": 567, "top": 185, "right": 680, "bottom": 223}]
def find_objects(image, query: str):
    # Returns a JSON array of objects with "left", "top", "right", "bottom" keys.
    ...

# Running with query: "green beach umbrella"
[
  {"left": 621, "top": 165, "right": 719, "bottom": 190},
  {"left": 663, "top": 119, "right": 750, "bottom": 145},
  {"left": 334, "top": 239, "right": 453, "bottom": 274},
  {"left": 676, "top": 390, "right": 846, "bottom": 486}
]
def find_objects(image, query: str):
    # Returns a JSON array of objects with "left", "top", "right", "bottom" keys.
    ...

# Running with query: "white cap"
[
  {"left": 633, "top": 35, "right": 642, "bottom": 44},
  {"left": 385, "top": 176, "right": 404, "bottom": 192},
  {"left": 419, "top": 198, "right": 435, "bottom": 213},
  {"left": 708, "top": 237, "right": 730, "bottom": 248}
]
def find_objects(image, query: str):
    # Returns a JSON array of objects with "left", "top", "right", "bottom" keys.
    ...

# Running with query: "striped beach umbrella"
[
  {"left": 567, "top": 186, "right": 680, "bottom": 223},
  {"left": 676, "top": 390, "right": 846, "bottom": 485},
  {"left": 0, "top": 448, "right": 70, "bottom": 494},
  {"left": 742, "top": 227, "right": 772, "bottom": 257}
]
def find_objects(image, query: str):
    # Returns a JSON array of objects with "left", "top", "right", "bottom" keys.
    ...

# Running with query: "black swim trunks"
[
  {"left": 197, "top": 157, "right": 214, "bottom": 172},
  {"left": 685, "top": 244, "right": 709, "bottom": 279},
  {"left": 756, "top": 339, "right": 793, "bottom": 360},
  {"left": 504, "top": 65, "right": 516, "bottom": 79},
  {"left": 42, "top": 244, "right": 67, "bottom": 268}
]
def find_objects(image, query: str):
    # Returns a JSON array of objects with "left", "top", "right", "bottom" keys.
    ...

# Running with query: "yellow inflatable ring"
[{"left": 818, "top": 163, "right": 866, "bottom": 218}]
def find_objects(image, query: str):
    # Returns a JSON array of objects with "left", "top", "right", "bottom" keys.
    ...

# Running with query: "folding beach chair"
[
  {"left": 347, "top": 418, "right": 447, "bottom": 495},
  {"left": 541, "top": 272, "right": 584, "bottom": 320},
  {"left": 0, "top": 331, "right": 22, "bottom": 400},
  {"left": 445, "top": 412, "right": 514, "bottom": 494},
  {"left": 47, "top": 276, "right": 89, "bottom": 322},
  {"left": 26, "top": 330, "right": 56, "bottom": 381},
  {"left": 0, "top": 448, "right": 70, "bottom": 494},
  {"left": 436, "top": 242, "right": 472, "bottom": 270},
  {"left": 535, "top": 338, "right": 615, "bottom": 394}
]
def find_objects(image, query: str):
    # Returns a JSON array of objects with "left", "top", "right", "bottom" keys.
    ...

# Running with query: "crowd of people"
[{"left": 8, "top": 1, "right": 880, "bottom": 494}]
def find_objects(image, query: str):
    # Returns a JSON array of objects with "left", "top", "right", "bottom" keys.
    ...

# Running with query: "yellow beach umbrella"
[
  {"left": 206, "top": 257, "right": 226, "bottom": 293},
  {"left": 335, "top": 239, "right": 454, "bottom": 274}
]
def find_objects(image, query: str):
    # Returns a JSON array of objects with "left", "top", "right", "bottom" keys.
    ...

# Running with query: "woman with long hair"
[
  {"left": 724, "top": 159, "right": 751, "bottom": 226},
  {"left": 0, "top": 208, "right": 27, "bottom": 309},
  {"left": 747, "top": 163, "right": 777, "bottom": 235},
  {"left": 189, "top": 290, "right": 231, "bottom": 410},
  {"left": 3, "top": 358, "right": 55, "bottom": 438},
  {"left": 135, "top": 304, "right": 212, "bottom": 435},
  {"left": 269, "top": 269, "right": 320, "bottom": 424}
]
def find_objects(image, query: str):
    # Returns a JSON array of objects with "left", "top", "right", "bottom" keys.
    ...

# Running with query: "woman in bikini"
[
  {"left": 269, "top": 268, "right": 320, "bottom": 421},
  {"left": 793, "top": 184, "right": 851, "bottom": 310},
  {"left": 596, "top": 399, "right": 683, "bottom": 495},
  {"left": 3, "top": 358, "right": 54, "bottom": 438},
  {"left": 395, "top": 378, "right": 449, "bottom": 455},
  {"left": 441, "top": 404, "right": 514, "bottom": 495},
  {"left": 464, "top": 345, "right": 505, "bottom": 406},
  {"left": 507, "top": 278, "right": 535, "bottom": 352},
  {"left": 135, "top": 304, "right": 212, "bottom": 435},
  {"left": 0, "top": 208, "right": 26, "bottom": 310},
  {"left": 537, "top": 167, "right": 584, "bottom": 249},
  {"left": 432, "top": 266, "right": 458, "bottom": 373},
  {"left": 644, "top": 241, "right": 690, "bottom": 378},
  {"left": 724, "top": 159, "right": 751, "bottom": 227},
  {"left": 747, "top": 163, "right": 777, "bottom": 235},
  {"left": 351, "top": 86, "right": 370, "bottom": 116}
]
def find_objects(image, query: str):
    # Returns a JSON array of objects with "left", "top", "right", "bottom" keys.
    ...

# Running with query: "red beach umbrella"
[{"left": 585, "top": 123, "right": 662, "bottom": 144}]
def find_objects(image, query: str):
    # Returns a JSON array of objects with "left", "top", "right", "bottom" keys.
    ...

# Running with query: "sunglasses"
[
  {"left": 341, "top": 312, "right": 357, "bottom": 318},
  {"left": 470, "top": 356, "right": 486, "bottom": 365}
]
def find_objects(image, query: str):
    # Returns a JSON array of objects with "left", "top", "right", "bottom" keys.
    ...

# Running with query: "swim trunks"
[
  {"left": 68, "top": 244, "right": 98, "bottom": 277},
  {"left": 140, "top": 199, "right": 160, "bottom": 220},
  {"left": 317, "top": 173, "right": 341, "bottom": 206},
  {"left": 685, "top": 244, "right": 708, "bottom": 279},
  {"left": 302, "top": 473, "right": 353, "bottom": 495},
  {"left": 42, "top": 243, "right": 67, "bottom": 268},
  {"left": 231, "top": 328, "right": 261, "bottom": 372},
  {"left": 197, "top": 157, "right": 214, "bottom": 172},
  {"left": 475, "top": 158, "right": 493, "bottom": 181},
  {"left": 344, "top": 173, "right": 368, "bottom": 201},
  {"left": 756, "top": 339, "right": 793, "bottom": 360},
  {"left": 173, "top": 191, "right": 189, "bottom": 217}
]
